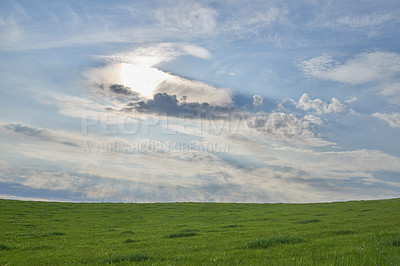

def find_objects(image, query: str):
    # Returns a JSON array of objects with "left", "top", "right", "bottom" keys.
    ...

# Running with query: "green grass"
[
  {"left": 1, "top": 198, "right": 400, "bottom": 265},
  {"left": 296, "top": 218, "right": 321, "bottom": 224},
  {"left": 102, "top": 253, "right": 150, "bottom": 263},
  {"left": 245, "top": 236, "right": 304, "bottom": 249},
  {"left": 168, "top": 229, "right": 198, "bottom": 238},
  {"left": 0, "top": 244, "right": 9, "bottom": 251},
  {"left": 388, "top": 238, "right": 400, "bottom": 247}
]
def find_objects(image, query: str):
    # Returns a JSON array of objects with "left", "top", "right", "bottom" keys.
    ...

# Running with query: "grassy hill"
[{"left": 1, "top": 198, "right": 400, "bottom": 265}]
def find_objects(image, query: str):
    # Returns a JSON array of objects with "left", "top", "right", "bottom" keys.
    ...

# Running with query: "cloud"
[
  {"left": 2, "top": 119, "right": 400, "bottom": 203},
  {"left": 87, "top": 43, "right": 232, "bottom": 104},
  {"left": 129, "top": 92, "right": 234, "bottom": 118},
  {"left": 372, "top": 112, "right": 400, "bottom": 127},
  {"left": 154, "top": 1, "right": 218, "bottom": 37},
  {"left": 218, "top": 4, "right": 287, "bottom": 38},
  {"left": 38, "top": 92, "right": 111, "bottom": 120},
  {"left": 155, "top": 76, "right": 233, "bottom": 106},
  {"left": 88, "top": 83, "right": 141, "bottom": 105},
  {"left": 345, "top": 96, "right": 358, "bottom": 103},
  {"left": 2, "top": 151, "right": 398, "bottom": 203},
  {"left": 299, "top": 52, "right": 400, "bottom": 85},
  {"left": 109, "top": 84, "right": 137, "bottom": 96},
  {"left": 244, "top": 7, "right": 284, "bottom": 27},
  {"left": 0, "top": 16, "right": 22, "bottom": 49},
  {"left": 299, "top": 54, "right": 337, "bottom": 78},
  {"left": 247, "top": 112, "right": 334, "bottom": 146},
  {"left": 304, "top": 2, "right": 400, "bottom": 38},
  {"left": 303, "top": 115, "right": 323, "bottom": 125},
  {"left": 98, "top": 43, "right": 212, "bottom": 69},
  {"left": 102, "top": 43, "right": 187, "bottom": 67},
  {"left": 291, "top": 93, "right": 345, "bottom": 114},
  {"left": 1, "top": 124, "right": 79, "bottom": 147},
  {"left": 336, "top": 13, "right": 395, "bottom": 28},
  {"left": 299, "top": 52, "right": 400, "bottom": 105},
  {"left": 40, "top": 90, "right": 331, "bottom": 148},
  {"left": 86, "top": 66, "right": 233, "bottom": 106},
  {"left": 0, "top": 165, "right": 267, "bottom": 202},
  {"left": 183, "top": 44, "right": 211, "bottom": 59},
  {"left": 252, "top": 95, "right": 263, "bottom": 106},
  {"left": 379, "top": 82, "right": 400, "bottom": 105},
  {"left": 271, "top": 146, "right": 400, "bottom": 178},
  {"left": 4, "top": 123, "right": 45, "bottom": 137}
]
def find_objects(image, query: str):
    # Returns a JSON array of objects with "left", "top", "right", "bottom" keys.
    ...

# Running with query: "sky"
[{"left": 0, "top": 0, "right": 400, "bottom": 203}]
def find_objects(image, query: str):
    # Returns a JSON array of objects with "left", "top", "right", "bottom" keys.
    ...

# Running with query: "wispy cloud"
[
  {"left": 1, "top": 123, "right": 79, "bottom": 147},
  {"left": 345, "top": 96, "right": 358, "bottom": 103},
  {"left": 336, "top": 13, "right": 395, "bottom": 28},
  {"left": 99, "top": 43, "right": 206, "bottom": 67},
  {"left": 378, "top": 82, "right": 400, "bottom": 105},
  {"left": 0, "top": 16, "right": 22, "bottom": 48},
  {"left": 372, "top": 112, "right": 400, "bottom": 127},
  {"left": 299, "top": 52, "right": 400, "bottom": 84},
  {"left": 2, "top": 117, "right": 400, "bottom": 203},
  {"left": 154, "top": 1, "right": 218, "bottom": 37},
  {"left": 299, "top": 52, "right": 400, "bottom": 106},
  {"left": 222, "top": 5, "right": 287, "bottom": 37}
]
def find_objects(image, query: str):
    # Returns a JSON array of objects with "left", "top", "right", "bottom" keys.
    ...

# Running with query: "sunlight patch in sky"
[{"left": 120, "top": 63, "right": 168, "bottom": 98}]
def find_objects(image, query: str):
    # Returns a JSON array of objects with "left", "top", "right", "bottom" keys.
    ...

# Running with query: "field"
[{"left": 1, "top": 198, "right": 400, "bottom": 265}]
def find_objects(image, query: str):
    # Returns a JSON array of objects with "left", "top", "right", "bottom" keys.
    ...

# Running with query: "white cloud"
[
  {"left": 291, "top": 93, "right": 345, "bottom": 114},
  {"left": 299, "top": 52, "right": 400, "bottom": 105},
  {"left": 154, "top": 75, "right": 233, "bottom": 106},
  {"left": 38, "top": 92, "right": 110, "bottom": 120},
  {"left": 99, "top": 43, "right": 211, "bottom": 67},
  {"left": 299, "top": 52, "right": 400, "bottom": 84},
  {"left": 272, "top": 146, "right": 400, "bottom": 177},
  {"left": 3, "top": 146, "right": 399, "bottom": 203},
  {"left": 2, "top": 118, "right": 400, "bottom": 203},
  {"left": 298, "top": 54, "right": 337, "bottom": 78},
  {"left": 372, "top": 112, "right": 400, "bottom": 127},
  {"left": 345, "top": 96, "right": 358, "bottom": 103},
  {"left": 0, "top": 194, "right": 71, "bottom": 202},
  {"left": 303, "top": 115, "right": 323, "bottom": 125},
  {"left": 183, "top": 44, "right": 211, "bottom": 59},
  {"left": 247, "top": 112, "right": 334, "bottom": 147},
  {"left": 252, "top": 95, "right": 263, "bottom": 106}
]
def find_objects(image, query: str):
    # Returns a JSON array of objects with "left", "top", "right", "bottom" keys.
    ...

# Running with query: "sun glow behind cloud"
[
  {"left": 86, "top": 43, "right": 214, "bottom": 99},
  {"left": 120, "top": 63, "right": 169, "bottom": 98},
  {"left": 85, "top": 43, "right": 233, "bottom": 105}
]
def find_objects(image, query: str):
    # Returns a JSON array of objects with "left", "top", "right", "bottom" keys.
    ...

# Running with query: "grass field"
[{"left": 1, "top": 198, "right": 400, "bottom": 265}]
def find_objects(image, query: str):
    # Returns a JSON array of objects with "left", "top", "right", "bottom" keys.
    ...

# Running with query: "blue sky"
[{"left": 1, "top": 0, "right": 400, "bottom": 202}]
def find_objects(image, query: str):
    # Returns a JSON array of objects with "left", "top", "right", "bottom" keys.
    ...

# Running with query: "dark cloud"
[
  {"left": 5, "top": 124, "right": 45, "bottom": 136},
  {"left": 130, "top": 92, "right": 235, "bottom": 118},
  {"left": 90, "top": 83, "right": 140, "bottom": 102},
  {"left": 109, "top": 84, "right": 136, "bottom": 96},
  {"left": 2, "top": 124, "right": 79, "bottom": 147}
]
